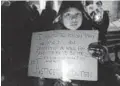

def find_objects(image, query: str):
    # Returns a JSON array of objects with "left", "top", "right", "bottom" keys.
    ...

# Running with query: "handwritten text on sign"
[{"left": 28, "top": 30, "right": 98, "bottom": 81}]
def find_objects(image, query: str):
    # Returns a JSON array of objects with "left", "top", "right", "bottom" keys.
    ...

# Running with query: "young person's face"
[{"left": 61, "top": 7, "right": 83, "bottom": 30}]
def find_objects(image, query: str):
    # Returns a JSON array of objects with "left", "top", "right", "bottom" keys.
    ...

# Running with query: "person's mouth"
[{"left": 71, "top": 23, "right": 78, "bottom": 26}]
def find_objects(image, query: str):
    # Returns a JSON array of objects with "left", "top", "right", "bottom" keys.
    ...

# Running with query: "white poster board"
[{"left": 28, "top": 30, "right": 98, "bottom": 81}]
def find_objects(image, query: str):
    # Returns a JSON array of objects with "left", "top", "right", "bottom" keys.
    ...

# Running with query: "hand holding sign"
[{"left": 88, "top": 42, "right": 108, "bottom": 64}]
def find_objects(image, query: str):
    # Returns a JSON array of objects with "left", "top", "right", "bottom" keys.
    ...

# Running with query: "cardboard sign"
[{"left": 28, "top": 30, "right": 98, "bottom": 81}]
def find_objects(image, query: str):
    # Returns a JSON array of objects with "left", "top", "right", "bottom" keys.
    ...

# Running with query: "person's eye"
[
  {"left": 76, "top": 13, "right": 81, "bottom": 16},
  {"left": 75, "top": 13, "right": 81, "bottom": 18},
  {"left": 65, "top": 13, "right": 70, "bottom": 17},
  {"left": 89, "top": 6, "right": 93, "bottom": 10}
]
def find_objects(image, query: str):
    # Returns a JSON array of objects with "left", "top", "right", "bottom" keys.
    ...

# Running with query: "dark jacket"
[{"left": 92, "top": 11, "right": 109, "bottom": 45}]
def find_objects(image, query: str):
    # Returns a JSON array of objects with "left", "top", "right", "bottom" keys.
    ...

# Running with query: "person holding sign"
[
  {"left": 51, "top": 1, "right": 115, "bottom": 86},
  {"left": 33, "top": 1, "right": 115, "bottom": 86}
]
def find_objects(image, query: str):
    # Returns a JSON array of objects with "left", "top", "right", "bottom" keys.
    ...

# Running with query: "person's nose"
[{"left": 71, "top": 15, "right": 77, "bottom": 21}]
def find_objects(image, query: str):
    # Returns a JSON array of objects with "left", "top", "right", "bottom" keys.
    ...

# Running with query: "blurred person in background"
[
  {"left": 40, "top": 1, "right": 57, "bottom": 31},
  {"left": 85, "top": 1, "right": 109, "bottom": 45},
  {"left": 1, "top": 1, "right": 40, "bottom": 86}
]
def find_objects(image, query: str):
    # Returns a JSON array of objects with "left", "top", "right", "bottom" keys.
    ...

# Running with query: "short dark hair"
[
  {"left": 96, "top": 1, "right": 102, "bottom": 6},
  {"left": 58, "top": 1, "right": 84, "bottom": 15},
  {"left": 86, "top": 1, "right": 93, "bottom": 6}
]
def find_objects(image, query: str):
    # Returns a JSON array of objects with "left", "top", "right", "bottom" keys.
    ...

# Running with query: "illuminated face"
[
  {"left": 62, "top": 7, "right": 83, "bottom": 30},
  {"left": 86, "top": 1, "right": 103, "bottom": 22}
]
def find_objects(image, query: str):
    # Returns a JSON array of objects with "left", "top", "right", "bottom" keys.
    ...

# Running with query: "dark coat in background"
[
  {"left": 32, "top": 1, "right": 57, "bottom": 32},
  {"left": 40, "top": 1, "right": 57, "bottom": 31},
  {"left": 1, "top": 2, "right": 40, "bottom": 86},
  {"left": 40, "top": 9, "right": 56, "bottom": 31},
  {"left": 92, "top": 11, "right": 109, "bottom": 45},
  {"left": 4, "top": 1, "right": 33, "bottom": 66}
]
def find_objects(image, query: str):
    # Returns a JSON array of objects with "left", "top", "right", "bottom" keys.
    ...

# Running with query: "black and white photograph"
[{"left": 1, "top": 0, "right": 120, "bottom": 86}]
